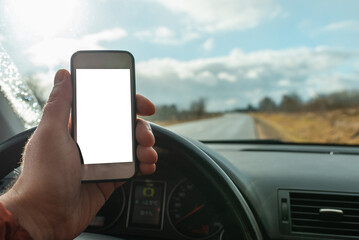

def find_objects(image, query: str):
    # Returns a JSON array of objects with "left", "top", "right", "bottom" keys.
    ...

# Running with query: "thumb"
[{"left": 40, "top": 69, "right": 72, "bottom": 130}]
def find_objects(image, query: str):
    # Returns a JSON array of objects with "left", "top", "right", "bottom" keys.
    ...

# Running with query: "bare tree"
[
  {"left": 279, "top": 93, "right": 302, "bottom": 112},
  {"left": 258, "top": 97, "right": 276, "bottom": 112},
  {"left": 190, "top": 97, "right": 206, "bottom": 119}
]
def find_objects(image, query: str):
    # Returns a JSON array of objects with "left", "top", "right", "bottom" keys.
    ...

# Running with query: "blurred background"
[{"left": 0, "top": 0, "right": 359, "bottom": 144}]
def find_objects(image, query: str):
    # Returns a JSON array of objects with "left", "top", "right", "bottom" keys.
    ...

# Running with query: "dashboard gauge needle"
[{"left": 175, "top": 204, "right": 206, "bottom": 225}]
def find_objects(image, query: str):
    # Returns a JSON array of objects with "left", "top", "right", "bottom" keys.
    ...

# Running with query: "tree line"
[
  {"left": 258, "top": 90, "right": 359, "bottom": 112},
  {"left": 144, "top": 98, "right": 220, "bottom": 123}
]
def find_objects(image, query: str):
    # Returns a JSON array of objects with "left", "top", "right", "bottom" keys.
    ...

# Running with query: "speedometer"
[{"left": 168, "top": 179, "right": 223, "bottom": 239}]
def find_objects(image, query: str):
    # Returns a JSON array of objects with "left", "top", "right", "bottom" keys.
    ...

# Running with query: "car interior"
[
  {"left": 2, "top": 118, "right": 359, "bottom": 240},
  {"left": 1, "top": 0, "right": 359, "bottom": 239}
]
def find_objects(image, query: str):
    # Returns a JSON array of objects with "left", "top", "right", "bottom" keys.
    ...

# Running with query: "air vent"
[{"left": 290, "top": 192, "right": 359, "bottom": 237}]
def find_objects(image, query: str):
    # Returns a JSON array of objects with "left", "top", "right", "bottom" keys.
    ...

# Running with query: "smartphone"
[{"left": 71, "top": 50, "right": 137, "bottom": 182}]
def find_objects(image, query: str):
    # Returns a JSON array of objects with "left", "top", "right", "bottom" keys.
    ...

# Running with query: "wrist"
[{"left": 0, "top": 188, "right": 53, "bottom": 240}]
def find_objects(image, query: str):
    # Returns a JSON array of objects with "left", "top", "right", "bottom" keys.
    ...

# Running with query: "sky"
[{"left": 0, "top": 0, "right": 359, "bottom": 111}]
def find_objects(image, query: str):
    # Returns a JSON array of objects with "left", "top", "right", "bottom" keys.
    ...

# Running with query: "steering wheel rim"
[
  {"left": 0, "top": 127, "right": 35, "bottom": 179},
  {"left": 151, "top": 123, "right": 261, "bottom": 239},
  {"left": 0, "top": 124, "right": 261, "bottom": 239}
]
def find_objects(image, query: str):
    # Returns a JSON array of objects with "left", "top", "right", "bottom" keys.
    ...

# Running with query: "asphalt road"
[{"left": 166, "top": 113, "right": 257, "bottom": 141}]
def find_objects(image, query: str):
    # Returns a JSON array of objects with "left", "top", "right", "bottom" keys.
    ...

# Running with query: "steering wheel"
[{"left": 0, "top": 124, "right": 261, "bottom": 239}]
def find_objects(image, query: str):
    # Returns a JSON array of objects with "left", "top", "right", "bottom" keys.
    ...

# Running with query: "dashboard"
[
  {"left": 2, "top": 124, "right": 359, "bottom": 240},
  {"left": 199, "top": 141, "right": 359, "bottom": 240},
  {"left": 83, "top": 153, "right": 225, "bottom": 240}
]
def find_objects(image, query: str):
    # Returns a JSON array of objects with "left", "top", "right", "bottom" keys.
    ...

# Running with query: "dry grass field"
[{"left": 251, "top": 108, "right": 359, "bottom": 145}]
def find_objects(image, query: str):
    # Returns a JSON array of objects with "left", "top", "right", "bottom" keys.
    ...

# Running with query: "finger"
[
  {"left": 136, "top": 94, "right": 155, "bottom": 116},
  {"left": 136, "top": 119, "right": 155, "bottom": 147},
  {"left": 41, "top": 70, "right": 72, "bottom": 130},
  {"left": 139, "top": 163, "right": 156, "bottom": 175},
  {"left": 137, "top": 145, "right": 158, "bottom": 164}
]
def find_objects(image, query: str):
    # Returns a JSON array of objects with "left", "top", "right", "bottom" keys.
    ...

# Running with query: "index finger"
[{"left": 136, "top": 94, "right": 155, "bottom": 116}]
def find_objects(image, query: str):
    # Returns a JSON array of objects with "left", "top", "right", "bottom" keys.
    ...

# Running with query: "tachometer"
[{"left": 168, "top": 179, "right": 223, "bottom": 239}]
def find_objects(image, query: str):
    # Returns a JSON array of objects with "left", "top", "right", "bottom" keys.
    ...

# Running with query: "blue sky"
[{"left": 0, "top": 0, "right": 359, "bottom": 111}]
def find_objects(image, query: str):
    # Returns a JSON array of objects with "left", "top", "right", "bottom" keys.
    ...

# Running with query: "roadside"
[
  {"left": 251, "top": 108, "right": 359, "bottom": 145},
  {"left": 252, "top": 117, "right": 287, "bottom": 141}
]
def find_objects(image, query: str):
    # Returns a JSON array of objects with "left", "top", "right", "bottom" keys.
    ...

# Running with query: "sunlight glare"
[{"left": 5, "top": 0, "right": 81, "bottom": 39}]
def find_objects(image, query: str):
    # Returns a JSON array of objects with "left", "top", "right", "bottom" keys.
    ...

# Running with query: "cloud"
[
  {"left": 202, "top": 38, "right": 214, "bottom": 51},
  {"left": 26, "top": 28, "right": 127, "bottom": 67},
  {"left": 151, "top": 0, "right": 282, "bottom": 32},
  {"left": 136, "top": 47, "right": 359, "bottom": 111},
  {"left": 83, "top": 28, "right": 127, "bottom": 42},
  {"left": 225, "top": 98, "right": 237, "bottom": 106},
  {"left": 218, "top": 72, "right": 235, "bottom": 82},
  {"left": 323, "top": 20, "right": 359, "bottom": 32},
  {"left": 135, "top": 26, "right": 199, "bottom": 45},
  {"left": 135, "top": 0, "right": 281, "bottom": 46}
]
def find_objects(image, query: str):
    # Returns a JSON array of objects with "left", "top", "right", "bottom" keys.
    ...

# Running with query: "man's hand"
[{"left": 0, "top": 69, "right": 157, "bottom": 239}]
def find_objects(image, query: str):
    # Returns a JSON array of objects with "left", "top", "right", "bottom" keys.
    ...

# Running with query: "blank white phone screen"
[{"left": 76, "top": 69, "right": 133, "bottom": 164}]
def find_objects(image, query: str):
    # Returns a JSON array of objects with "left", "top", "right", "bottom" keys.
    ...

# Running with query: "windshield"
[{"left": 0, "top": 0, "right": 358, "bottom": 145}]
